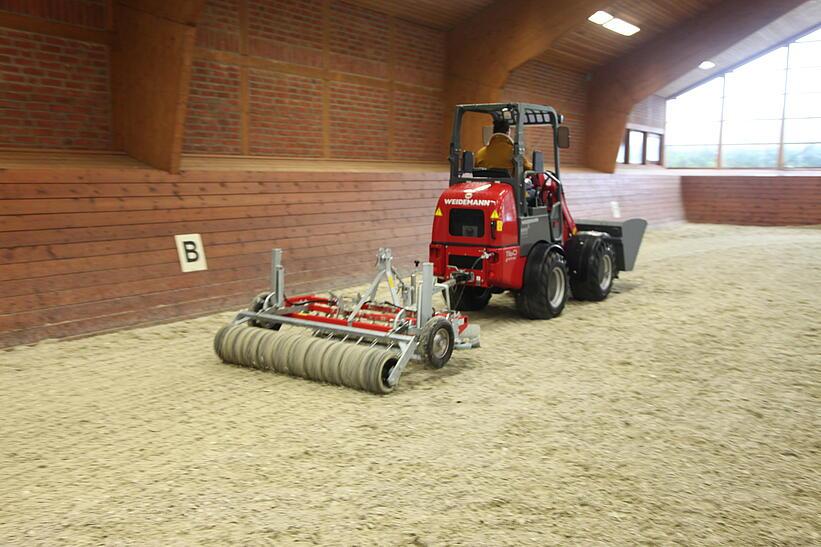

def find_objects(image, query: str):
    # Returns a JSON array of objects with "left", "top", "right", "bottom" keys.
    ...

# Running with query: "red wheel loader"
[{"left": 429, "top": 103, "right": 647, "bottom": 319}]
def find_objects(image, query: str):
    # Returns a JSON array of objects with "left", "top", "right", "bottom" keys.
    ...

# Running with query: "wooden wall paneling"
[
  {"left": 110, "top": 1, "right": 205, "bottom": 172},
  {"left": 0, "top": 165, "right": 691, "bottom": 348}
]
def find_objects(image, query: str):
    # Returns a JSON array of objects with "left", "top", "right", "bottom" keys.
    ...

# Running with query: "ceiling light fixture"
[
  {"left": 698, "top": 60, "right": 716, "bottom": 70},
  {"left": 602, "top": 17, "right": 641, "bottom": 36},
  {"left": 588, "top": 11, "right": 614, "bottom": 25}
]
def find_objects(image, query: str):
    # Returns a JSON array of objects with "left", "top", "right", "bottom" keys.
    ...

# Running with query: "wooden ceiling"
[
  {"left": 535, "top": 0, "right": 725, "bottom": 72},
  {"left": 344, "top": 0, "right": 805, "bottom": 77},
  {"left": 344, "top": 0, "right": 495, "bottom": 30}
]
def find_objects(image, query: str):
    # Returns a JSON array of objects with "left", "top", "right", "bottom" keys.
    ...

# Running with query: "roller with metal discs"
[
  {"left": 214, "top": 248, "right": 480, "bottom": 394},
  {"left": 214, "top": 324, "right": 400, "bottom": 393}
]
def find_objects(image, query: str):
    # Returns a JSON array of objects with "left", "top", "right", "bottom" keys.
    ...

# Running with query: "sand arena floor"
[{"left": 1, "top": 224, "right": 819, "bottom": 545}]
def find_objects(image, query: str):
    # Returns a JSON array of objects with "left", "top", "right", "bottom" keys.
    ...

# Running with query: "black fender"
[
  {"left": 565, "top": 233, "right": 600, "bottom": 280},
  {"left": 526, "top": 240, "right": 565, "bottom": 261}
]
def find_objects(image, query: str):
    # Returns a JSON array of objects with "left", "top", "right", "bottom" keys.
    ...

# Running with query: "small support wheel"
[
  {"left": 570, "top": 237, "right": 616, "bottom": 301},
  {"left": 419, "top": 317, "right": 455, "bottom": 369},
  {"left": 248, "top": 292, "right": 282, "bottom": 330},
  {"left": 448, "top": 285, "right": 492, "bottom": 311}
]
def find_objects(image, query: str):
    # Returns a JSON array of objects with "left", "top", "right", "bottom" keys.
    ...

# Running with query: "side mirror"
[
  {"left": 532, "top": 151, "right": 544, "bottom": 172},
  {"left": 462, "top": 150, "right": 475, "bottom": 173},
  {"left": 557, "top": 126, "right": 570, "bottom": 149}
]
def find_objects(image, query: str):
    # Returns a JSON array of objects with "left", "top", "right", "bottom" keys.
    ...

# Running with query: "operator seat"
[{"left": 475, "top": 133, "right": 533, "bottom": 172}]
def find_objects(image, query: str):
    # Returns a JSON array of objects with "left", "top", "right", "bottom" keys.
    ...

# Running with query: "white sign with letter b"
[{"left": 174, "top": 234, "right": 208, "bottom": 272}]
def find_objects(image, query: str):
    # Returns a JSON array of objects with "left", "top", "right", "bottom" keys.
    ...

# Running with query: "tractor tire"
[
  {"left": 418, "top": 317, "right": 455, "bottom": 369},
  {"left": 248, "top": 292, "right": 282, "bottom": 330},
  {"left": 449, "top": 285, "right": 492, "bottom": 311},
  {"left": 515, "top": 245, "right": 568, "bottom": 319},
  {"left": 569, "top": 237, "right": 616, "bottom": 301}
]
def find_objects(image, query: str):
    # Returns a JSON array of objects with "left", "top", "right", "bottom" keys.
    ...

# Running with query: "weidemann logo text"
[{"left": 444, "top": 198, "right": 495, "bottom": 207}]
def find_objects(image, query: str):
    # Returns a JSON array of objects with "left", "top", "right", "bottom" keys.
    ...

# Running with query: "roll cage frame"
[{"left": 448, "top": 102, "right": 567, "bottom": 218}]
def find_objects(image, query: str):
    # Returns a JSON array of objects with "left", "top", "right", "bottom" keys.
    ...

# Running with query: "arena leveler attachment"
[{"left": 214, "top": 248, "right": 480, "bottom": 394}]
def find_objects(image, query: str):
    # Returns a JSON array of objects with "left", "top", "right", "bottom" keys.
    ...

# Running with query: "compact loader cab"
[{"left": 430, "top": 102, "right": 647, "bottom": 319}]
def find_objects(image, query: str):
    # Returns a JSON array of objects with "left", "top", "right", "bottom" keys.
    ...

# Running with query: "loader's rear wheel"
[
  {"left": 248, "top": 292, "right": 282, "bottom": 330},
  {"left": 449, "top": 286, "right": 492, "bottom": 311},
  {"left": 516, "top": 246, "right": 568, "bottom": 319},
  {"left": 419, "top": 317, "right": 455, "bottom": 369},
  {"left": 570, "top": 238, "right": 616, "bottom": 301}
]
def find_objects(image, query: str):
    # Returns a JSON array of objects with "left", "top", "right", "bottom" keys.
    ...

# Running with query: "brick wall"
[
  {"left": 681, "top": 175, "right": 821, "bottom": 225},
  {"left": 395, "top": 90, "right": 445, "bottom": 161},
  {"left": 184, "top": 60, "right": 242, "bottom": 154},
  {"left": 184, "top": 0, "right": 447, "bottom": 161},
  {"left": 329, "top": 81, "right": 390, "bottom": 159},
  {"left": 0, "top": 27, "right": 111, "bottom": 150},
  {"left": 248, "top": 70, "right": 324, "bottom": 157},
  {"left": 248, "top": 0, "right": 323, "bottom": 65},
  {"left": 502, "top": 60, "right": 588, "bottom": 166},
  {"left": 195, "top": 0, "right": 240, "bottom": 52}
]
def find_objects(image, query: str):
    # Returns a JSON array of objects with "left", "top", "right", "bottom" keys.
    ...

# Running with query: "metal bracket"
[
  {"left": 270, "top": 248, "right": 285, "bottom": 307},
  {"left": 386, "top": 339, "right": 419, "bottom": 387}
]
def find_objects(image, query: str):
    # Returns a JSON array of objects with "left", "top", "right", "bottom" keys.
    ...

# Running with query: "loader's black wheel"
[
  {"left": 449, "top": 285, "right": 492, "bottom": 311},
  {"left": 515, "top": 246, "right": 568, "bottom": 319},
  {"left": 419, "top": 317, "right": 455, "bottom": 369},
  {"left": 570, "top": 237, "right": 616, "bottom": 301},
  {"left": 248, "top": 292, "right": 281, "bottom": 330}
]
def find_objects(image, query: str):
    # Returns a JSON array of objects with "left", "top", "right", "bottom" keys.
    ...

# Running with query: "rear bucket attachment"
[{"left": 575, "top": 218, "right": 647, "bottom": 271}]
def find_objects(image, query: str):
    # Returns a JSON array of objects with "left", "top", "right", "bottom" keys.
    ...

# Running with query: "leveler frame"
[{"left": 232, "top": 248, "right": 479, "bottom": 387}]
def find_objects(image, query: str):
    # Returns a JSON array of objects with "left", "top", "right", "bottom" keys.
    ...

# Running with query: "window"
[
  {"left": 665, "top": 77, "right": 723, "bottom": 167},
  {"left": 664, "top": 25, "right": 821, "bottom": 169},
  {"left": 615, "top": 129, "right": 664, "bottom": 165},
  {"left": 449, "top": 209, "right": 484, "bottom": 238},
  {"left": 628, "top": 130, "right": 645, "bottom": 164},
  {"left": 646, "top": 133, "right": 662, "bottom": 163}
]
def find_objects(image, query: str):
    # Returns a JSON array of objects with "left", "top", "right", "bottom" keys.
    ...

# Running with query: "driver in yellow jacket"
[{"left": 475, "top": 119, "right": 533, "bottom": 172}]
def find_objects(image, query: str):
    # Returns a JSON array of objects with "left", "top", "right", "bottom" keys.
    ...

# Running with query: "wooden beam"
[
  {"left": 116, "top": 0, "right": 204, "bottom": 25},
  {"left": 0, "top": 11, "right": 112, "bottom": 45},
  {"left": 444, "top": 0, "right": 605, "bottom": 151},
  {"left": 110, "top": 1, "right": 204, "bottom": 173},
  {"left": 585, "top": 0, "right": 807, "bottom": 173}
]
